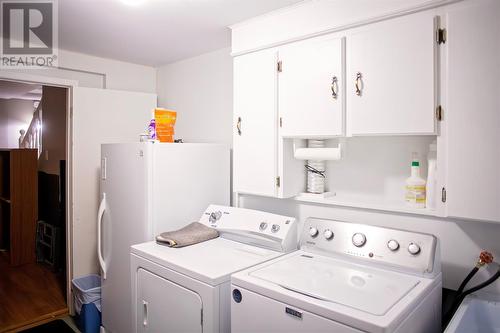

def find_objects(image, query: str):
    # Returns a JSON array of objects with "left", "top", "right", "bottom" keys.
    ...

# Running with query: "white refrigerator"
[{"left": 97, "top": 142, "right": 230, "bottom": 333}]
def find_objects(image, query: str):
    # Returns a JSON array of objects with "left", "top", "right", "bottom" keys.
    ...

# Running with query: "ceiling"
[
  {"left": 59, "top": 0, "right": 303, "bottom": 66},
  {"left": 0, "top": 81, "right": 42, "bottom": 101}
]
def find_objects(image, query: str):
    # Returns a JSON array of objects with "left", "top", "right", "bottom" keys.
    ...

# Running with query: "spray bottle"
[{"left": 426, "top": 141, "right": 437, "bottom": 210}]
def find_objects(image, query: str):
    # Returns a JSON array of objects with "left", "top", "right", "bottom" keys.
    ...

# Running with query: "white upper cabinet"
[
  {"left": 278, "top": 36, "right": 344, "bottom": 137},
  {"left": 347, "top": 11, "right": 437, "bottom": 136},
  {"left": 233, "top": 49, "right": 278, "bottom": 197},
  {"left": 232, "top": 1, "right": 500, "bottom": 221},
  {"left": 445, "top": 0, "right": 500, "bottom": 222}
]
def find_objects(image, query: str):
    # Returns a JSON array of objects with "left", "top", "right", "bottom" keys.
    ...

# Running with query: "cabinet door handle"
[
  {"left": 237, "top": 117, "right": 242, "bottom": 136},
  {"left": 143, "top": 300, "right": 148, "bottom": 327},
  {"left": 331, "top": 76, "right": 338, "bottom": 99},
  {"left": 355, "top": 72, "right": 363, "bottom": 96}
]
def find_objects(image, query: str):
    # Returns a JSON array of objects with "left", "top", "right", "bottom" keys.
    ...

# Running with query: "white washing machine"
[
  {"left": 130, "top": 205, "right": 297, "bottom": 333},
  {"left": 231, "top": 217, "right": 442, "bottom": 333}
]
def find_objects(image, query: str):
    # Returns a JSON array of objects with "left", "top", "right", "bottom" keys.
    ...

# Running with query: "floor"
[
  {"left": 18, "top": 317, "right": 79, "bottom": 333},
  {"left": 61, "top": 317, "right": 80, "bottom": 333},
  {"left": 0, "top": 254, "right": 67, "bottom": 332}
]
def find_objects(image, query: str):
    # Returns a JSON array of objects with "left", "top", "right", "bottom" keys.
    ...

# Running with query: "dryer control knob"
[
  {"left": 408, "top": 243, "right": 421, "bottom": 255},
  {"left": 309, "top": 227, "right": 319, "bottom": 238},
  {"left": 209, "top": 211, "right": 222, "bottom": 223},
  {"left": 387, "top": 239, "right": 400, "bottom": 251},
  {"left": 352, "top": 233, "right": 366, "bottom": 247},
  {"left": 323, "top": 229, "right": 334, "bottom": 240},
  {"left": 259, "top": 222, "right": 268, "bottom": 231}
]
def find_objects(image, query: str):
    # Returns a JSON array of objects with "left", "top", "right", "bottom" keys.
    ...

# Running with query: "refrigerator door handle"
[{"left": 97, "top": 192, "right": 107, "bottom": 279}]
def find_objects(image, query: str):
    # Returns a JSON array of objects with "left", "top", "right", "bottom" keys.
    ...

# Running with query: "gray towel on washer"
[{"left": 156, "top": 222, "right": 219, "bottom": 248}]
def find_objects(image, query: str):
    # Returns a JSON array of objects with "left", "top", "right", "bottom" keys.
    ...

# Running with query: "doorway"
[{"left": 0, "top": 80, "right": 70, "bottom": 331}]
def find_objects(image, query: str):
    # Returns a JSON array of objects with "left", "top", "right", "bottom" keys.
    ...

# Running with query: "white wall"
[
  {"left": 156, "top": 47, "right": 233, "bottom": 144},
  {"left": 158, "top": 46, "right": 500, "bottom": 294},
  {"left": 0, "top": 99, "right": 35, "bottom": 148},
  {"left": 2, "top": 49, "right": 157, "bottom": 93}
]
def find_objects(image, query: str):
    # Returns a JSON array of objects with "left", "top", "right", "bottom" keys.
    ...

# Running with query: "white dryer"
[
  {"left": 130, "top": 205, "right": 297, "bottom": 333},
  {"left": 231, "top": 217, "right": 442, "bottom": 333}
]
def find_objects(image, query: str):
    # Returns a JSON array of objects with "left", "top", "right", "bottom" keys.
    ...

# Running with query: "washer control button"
[
  {"left": 323, "top": 229, "right": 334, "bottom": 240},
  {"left": 408, "top": 242, "right": 421, "bottom": 255},
  {"left": 309, "top": 227, "right": 319, "bottom": 238},
  {"left": 271, "top": 224, "right": 280, "bottom": 233},
  {"left": 352, "top": 233, "right": 366, "bottom": 247},
  {"left": 259, "top": 222, "right": 268, "bottom": 231},
  {"left": 387, "top": 239, "right": 400, "bottom": 251}
]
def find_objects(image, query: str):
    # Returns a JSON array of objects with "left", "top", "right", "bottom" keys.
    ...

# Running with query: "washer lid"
[{"left": 249, "top": 253, "right": 420, "bottom": 316}]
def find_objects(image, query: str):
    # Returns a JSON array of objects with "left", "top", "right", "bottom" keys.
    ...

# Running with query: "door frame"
[{"left": 0, "top": 71, "right": 78, "bottom": 314}]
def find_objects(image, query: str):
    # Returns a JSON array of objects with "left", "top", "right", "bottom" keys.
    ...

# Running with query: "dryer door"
[{"left": 137, "top": 268, "right": 203, "bottom": 333}]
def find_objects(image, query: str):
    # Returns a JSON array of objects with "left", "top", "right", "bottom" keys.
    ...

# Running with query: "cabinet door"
[
  {"left": 136, "top": 268, "right": 202, "bottom": 333},
  {"left": 233, "top": 50, "right": 278, "bottom": 197},
  {"left": 279, "top": 36, "right": 344, "bottom": 137},
  {"left": 347, "top": 12, "right": 436, "bottom": 135},
  {"left": 446, "top": 0, "right": 500, "bottom": 222}
]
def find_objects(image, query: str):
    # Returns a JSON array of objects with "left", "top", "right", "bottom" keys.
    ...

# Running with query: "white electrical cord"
[{"left": 306, "top": 140, "right": 326, "bottom": 194}]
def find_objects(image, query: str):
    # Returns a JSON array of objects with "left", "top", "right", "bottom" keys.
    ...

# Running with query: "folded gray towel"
[{"left": 156, "top": 222, "right": 219, "bottom": 248}]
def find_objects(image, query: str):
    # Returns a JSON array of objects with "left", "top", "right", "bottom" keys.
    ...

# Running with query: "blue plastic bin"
[
  {"left": 77, "top": 303, "right": 101, "bottom": 333},
  {"left": 72, "top": 274, "right": 101, "bottom": 333}
]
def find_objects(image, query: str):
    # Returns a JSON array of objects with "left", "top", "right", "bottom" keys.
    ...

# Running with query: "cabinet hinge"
[
  {"left": 279, "top": 117, "right": 282, "bottom": 127},
  {"left": 436, "top": 105, "right": 443, "bottom": 121},
  {"left": 436, "top": 28, "right": 447, "bottom": 44},
  {"left": 277, "top": 60, "right": 282, "bottom": 73},
  {"left": 441, "top": 187, "right": 447, "bottom": 203},
  {"left": 276, "top": 176, "right": 281, "bottom": 188}
]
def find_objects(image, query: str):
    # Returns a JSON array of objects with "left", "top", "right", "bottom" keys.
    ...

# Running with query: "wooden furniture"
[{"left": 0, "top": 149, "right": 38, "bottom": 266}]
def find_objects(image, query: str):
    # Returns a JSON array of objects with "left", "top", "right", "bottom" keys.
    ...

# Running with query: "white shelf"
[{"left": 294, "top": 192, "right": 440, "bottom": 217}]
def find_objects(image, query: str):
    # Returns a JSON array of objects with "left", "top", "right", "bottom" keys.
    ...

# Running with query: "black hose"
[
  {"left": 448, "top": 266, "right": 500, "bottom": 321},
  {"left": 456, "top": 266, "right": 479, "bottom": 295},
  {"left": 460, "top": 267, "right": 500, "bottom": 298}
]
